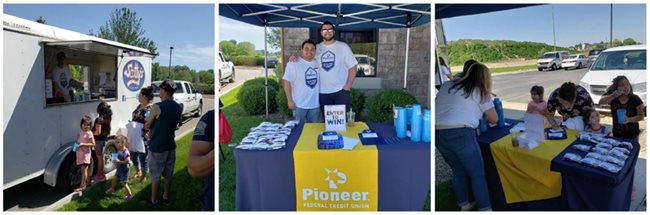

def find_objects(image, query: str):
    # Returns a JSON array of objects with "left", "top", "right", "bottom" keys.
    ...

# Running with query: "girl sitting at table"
[
  {"left": 582, "top": 108, "right": 612, "bottom": 136},
  {"left": 436, "top": 63, "right": 497, "bottom": 211}
]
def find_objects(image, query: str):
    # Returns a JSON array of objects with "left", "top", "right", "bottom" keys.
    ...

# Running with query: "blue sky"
[
  {"left": 219, "top": 16, "right": 280, "bottom": 52},
  {"left": 441, "top": 4, "right": 646, "bottom": 47},
  {"left": 4, "top": 4, "right": 215, "bottom": 71}
]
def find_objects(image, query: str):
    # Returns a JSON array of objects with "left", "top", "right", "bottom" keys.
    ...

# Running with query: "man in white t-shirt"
[
  {"left": 289, "top": 21, "right": 358, "bottom": 113},
  {"left": 283, "top": 40, "right": 320, "bottom": 123},
  {"left": 52, "top": 52, "right": 82, "bottom": 102}
]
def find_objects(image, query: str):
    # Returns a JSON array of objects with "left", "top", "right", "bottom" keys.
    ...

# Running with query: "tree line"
[{"left": 446, "top": 38, "right": 640, "bottom": 66}]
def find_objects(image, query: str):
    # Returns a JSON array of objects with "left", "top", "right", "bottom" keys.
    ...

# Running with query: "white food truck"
[{"left": 3, "top": 14, "right": 153, "bottom": 191}]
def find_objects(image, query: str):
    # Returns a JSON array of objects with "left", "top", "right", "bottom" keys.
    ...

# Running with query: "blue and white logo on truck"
[{"left": 122, "top": 60, "right": 146, "bottom": 91}]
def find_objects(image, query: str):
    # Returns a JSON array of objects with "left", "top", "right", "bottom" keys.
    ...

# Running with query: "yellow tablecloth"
[
  {"left": 490, "top": 129, "right": 579, "bottom": 203},
  {"left": 293, "top": 122, "right": 378, "bottom": 211}
]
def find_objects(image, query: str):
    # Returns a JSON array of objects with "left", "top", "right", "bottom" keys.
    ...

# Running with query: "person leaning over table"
[
  {"left": 435, "top": 63, "right": 497, "bottom": 211},
  {"left": 545, "top": 82, "right": 594, "bottom": 129},
  {"left": 598, "top": 75, "right": 644, "bottom": 141}
]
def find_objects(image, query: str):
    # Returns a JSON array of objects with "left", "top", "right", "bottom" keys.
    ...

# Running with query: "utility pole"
[
  {"left": 169, "top": 46, "right": 174, "bottom": 78},
  {"left": 610, "top": 4, "right": 613, "bottom": 48},
  {"left": 552, "top": 5, "right": 556, "bottom": 51}
]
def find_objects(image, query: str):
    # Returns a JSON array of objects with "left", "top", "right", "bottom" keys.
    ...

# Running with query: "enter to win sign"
[{"left": 293, "top": 123, "right": 378, "bottom": 211}]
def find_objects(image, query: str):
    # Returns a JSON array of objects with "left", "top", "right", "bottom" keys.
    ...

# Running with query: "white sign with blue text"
[{"left": 324, "top": 105, "right": 346, "bottom": 132}]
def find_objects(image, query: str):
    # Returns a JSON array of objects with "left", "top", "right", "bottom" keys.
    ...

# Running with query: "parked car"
[
  {"left": 562, "top": 54, "right": 588, "bottom": 70},
  {"left": 355, "top": 54, "right": 375, "bottom": 76},
  {"left": 537, "top": 51, "right": 569, "bottom": 71},
  {"left": 266, "top": 58, "right": 278, "bottom": 68},
  {"left": 587, "top": 48, "right": 605, "bottom": 67},
  {"left": 219, "top": 51, "right": 235, "bottom": 83},
  {"left": 579, "top": 45, "right": 646, "bottom": 111},
  {"left": 152, "top": 80, "right": 203, "bottom": 118}
]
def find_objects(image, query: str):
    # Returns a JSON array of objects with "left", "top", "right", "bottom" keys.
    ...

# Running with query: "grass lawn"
[
  {"left": 451, "top": 64, "right": 538, "bottom": 76},
  {"left": 219, "top": 82, "right": 431, "bottom": 211},
  {"left": 435, "top": 180, "right": 460, "bottom": 211},
  {"left": 58, "top": 133, "right": 204, "bottom": 211}
]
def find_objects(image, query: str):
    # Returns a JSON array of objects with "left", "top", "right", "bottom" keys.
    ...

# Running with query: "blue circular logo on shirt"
[{"left": 122, "top": 60, "right": 146, "bottom": 92}]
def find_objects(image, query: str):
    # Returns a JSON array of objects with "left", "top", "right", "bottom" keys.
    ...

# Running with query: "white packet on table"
[
  {"left": 580, "top": 157, "right": 602, "bottom": 167},
  {"left": 563, "top": 153, "right": 582, "bottom": 163},
  {"left": 599, "top": 162, "right": 623, "bottom": 173},
  {"left": 595, "top": 143, "right": 613, "bottom": 149},
  {"left": 586, "top": 152, "right": 606, "bottom": 161},
  {"left": 604, "top": 156, "right": 625, "bottom": 167},
  {"left": 572, "top": 144, "right": 592, "bottom": 152},
  {"left": 591, "top": 147, "right": 609, "bottom": 155}
]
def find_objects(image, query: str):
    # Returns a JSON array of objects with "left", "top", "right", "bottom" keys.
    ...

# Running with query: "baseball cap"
[
  {"left": 159, "top": 79, "right": 176, "bottom": 93},
  {"left": 57, "top": 52, "right": 66, "bottom": 59}
]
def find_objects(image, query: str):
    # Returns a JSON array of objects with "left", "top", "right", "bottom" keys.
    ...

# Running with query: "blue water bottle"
[
  {"left": 479, "top": 113, "right": 488, "bottom": 133},
  {"left": 405, "top": 105, "right": 413, "bottom": 126},
  {"left": 422, "top": 109, "right": 431, "bottom": 142},
  {"left": 396, "top": 108, "right": 407, "bottom": 138},
  {"left": 494, "top": 97, "right": 505, "bottom": 127},
  {"left": 411, "top": 108, "right": 422, "bottom": 142}
]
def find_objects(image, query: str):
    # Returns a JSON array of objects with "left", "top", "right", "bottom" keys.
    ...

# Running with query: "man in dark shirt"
[
  {"left": 145, "top": 79, "right": 182, "bottom": 206},
  {"left": 188, "top": 110, "right": 215, "bottom": 211}
]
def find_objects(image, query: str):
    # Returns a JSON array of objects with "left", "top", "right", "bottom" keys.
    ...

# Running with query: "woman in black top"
[
  {"left": 131, "top": 86, "right": 154, "bottom": 181},
  {"left": 598, "top": 76, "right": 644, "bottom": 140}
]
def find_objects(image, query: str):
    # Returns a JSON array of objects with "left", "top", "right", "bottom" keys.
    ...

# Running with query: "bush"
[
  {"left": 242, "top": 77, "right": 281, "bottom": 91},
  {"left": 366, "top": 89, "right": 418, "bottom": 123},
  {"left": 233, "top": 56, "right": 257, "bottom": 66},
  {"left": 350, "top": 88, "right": 366, "bottom": 118},
  {"left": 193, "top": 83, "right": 215, "bottom": 95},
  {"left": 236, "top": 84, "right": 278, "bottom": 115},
  {"left": 276, "top": 89, "right": 292, "bottom": 117},
  {"left": 255, "top": 56, "right": 265, "bottom": 66},
  {"left": 274, "top": 63, "right": 283, "bottom": 79}
]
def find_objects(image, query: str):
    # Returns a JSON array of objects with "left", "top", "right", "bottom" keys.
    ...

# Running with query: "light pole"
[{"left": 169, "top": 46, "right": 174, "bottom": 78}]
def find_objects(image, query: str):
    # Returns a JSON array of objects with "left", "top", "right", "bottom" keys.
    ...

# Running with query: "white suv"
[
  {"left": 219, "top": 51, "right": 235, "bottom": 84},
  {"left": 579, "top": 45, "right": 646, "bottom": 111},
  {"left": 152, "top": 80, "right": 203, "bottom": 118}
]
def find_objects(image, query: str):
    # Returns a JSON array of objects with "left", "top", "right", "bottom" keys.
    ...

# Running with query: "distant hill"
[{"left": 444, "top": 39, "right": 570, "bottom": 66}]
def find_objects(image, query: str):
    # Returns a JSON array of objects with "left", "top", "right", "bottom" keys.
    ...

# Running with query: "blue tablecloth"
[
  {"left": 475, "top": 118, "right": 637, "bottom": 211},
  {"left": 234, "top": 123, "right": 430, "bottom": 211},
  {"left": 551, "top": 137, "right": 639, "bottom": 211}
]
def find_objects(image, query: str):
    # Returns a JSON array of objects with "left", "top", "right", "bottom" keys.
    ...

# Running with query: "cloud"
[{"left": 156, "top": 43, "right": 214, "bottom": 70}]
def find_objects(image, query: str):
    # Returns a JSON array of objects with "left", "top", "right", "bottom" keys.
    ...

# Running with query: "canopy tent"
[{"left": 220, "top": 3, "right": 431, "bottom": 117}]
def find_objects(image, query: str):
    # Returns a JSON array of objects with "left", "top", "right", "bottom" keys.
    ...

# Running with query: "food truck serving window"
[{"left": 44, "top": 40, "right": 121, "bottom": 106}]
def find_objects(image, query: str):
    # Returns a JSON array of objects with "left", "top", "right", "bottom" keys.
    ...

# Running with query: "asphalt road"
[
  {"left": 492, "top": 67, "right": 589, "bottom": 103},
  {"left": 219, "top": 66, "right": 275, "bottom": 94},
  {"left": 3, "top": 97, "right": 214, "bottom": 211}
]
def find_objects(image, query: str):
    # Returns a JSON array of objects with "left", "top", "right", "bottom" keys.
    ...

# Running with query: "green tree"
[
  {"left": 36, "top": 16, "right": 47, "bottom": 24},
  {"left": 219, "top": 40, "right": 237, "bottom": 57},
  {"left": 92, "top": 7, "right": 158, "bottom": 56},
  {"left": 199, "top": 70, "right": 214, "bottom": 84},
  {"left": 623, "top": 38, "right": 637, "bottom": 46},
  {"left": 236, "top": 42, "right": 256, "bottom": 56},
  {"left": 612, "top": 39, "right": 624, "bottom": 47},
  {"left": 266, "top": 27, "right": 281, "bottom": 50}
]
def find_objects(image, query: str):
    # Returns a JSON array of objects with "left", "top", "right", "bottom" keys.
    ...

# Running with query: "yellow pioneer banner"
[{"left": 293, "top": 122, "right": 378, "bottom": 211}]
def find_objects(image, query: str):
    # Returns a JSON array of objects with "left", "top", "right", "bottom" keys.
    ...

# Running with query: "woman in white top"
[
  {"left": 435, "top": 63, "right": 498, "bottom": 211},
  {"left": 435, "top": 56, "right": 453, "bottom": 90}
]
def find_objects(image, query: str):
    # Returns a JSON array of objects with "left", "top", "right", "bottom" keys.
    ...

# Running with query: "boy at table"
[{"left": 283, "top": 40, "right": 321, "bottom": 123}]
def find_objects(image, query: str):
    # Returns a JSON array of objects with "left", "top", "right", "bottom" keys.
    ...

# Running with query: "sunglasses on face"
[{"left": 321, "top": 29, "right": 334, "bottom": 33}]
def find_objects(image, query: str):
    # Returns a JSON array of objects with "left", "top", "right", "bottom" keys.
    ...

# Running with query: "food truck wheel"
[
  {"left": 57, "top": 154, "right": 94, "bottom": 192},
  {"left": 102, "top": 140, "right": 118, "bottom": 173}
]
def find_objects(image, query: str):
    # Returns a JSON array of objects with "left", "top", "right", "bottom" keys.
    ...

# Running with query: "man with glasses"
[{"left": 290, "top": 21, "right": 358, "bottom": 113}]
